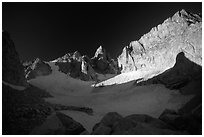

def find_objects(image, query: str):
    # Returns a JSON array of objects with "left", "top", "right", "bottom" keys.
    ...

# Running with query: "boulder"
[
  {"left": 159, "top": 109, "right": 180, "bottom": 127},
  {"left": 2, "top": 30, "right": 27, "bottom": 86},
  {"left": 99, "top": 112, "right": 123, "bottom": 127},
  {"left": 92, "top": 112, "right": 187, "bottom": 135},
  {"left": 91, "top": 124, "right": 111, "bottom": 135},
  {"left": 125, "top": 114, "right": 173, "bottom": 129},
  {"left": 123, "top": 123, "right": 186, "bottom": 135},
  {"left": 159, "top": 109, "right": 202, "bottom": 135},
  {"left": 26, "top": 58, "right": 52, "bottom": 80},
  {"left": 30, "top": 112, "right": 86, "bottom": 135}
]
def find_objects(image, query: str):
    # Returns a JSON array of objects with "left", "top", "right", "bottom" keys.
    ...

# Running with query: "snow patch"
[
  {"left": 93, "top": 69, "right": 165, "bottom": 87},
  {"left": 2, "top": 80, "right": 26, "bottom": 90}
]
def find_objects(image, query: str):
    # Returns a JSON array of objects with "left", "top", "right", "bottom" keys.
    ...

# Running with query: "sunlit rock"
[{"left": 118, "top": 9, "right": 202, "bottom": 74}]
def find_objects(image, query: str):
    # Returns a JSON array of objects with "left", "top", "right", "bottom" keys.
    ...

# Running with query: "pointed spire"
[{"left": 94, "top": 45, "right": 106, "bottom": 58}]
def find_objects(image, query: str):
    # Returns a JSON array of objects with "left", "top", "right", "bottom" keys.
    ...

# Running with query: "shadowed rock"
[
  {"left": 2, "top": 30, "right": 27, "bottom": 86},
  {"left": 31, "top": 112, "right": 86, "bottom": 135},
  {"left": 135, "top": 52, "right": 202, "bottom": 91},
  {"left": 92, "top": 112, "right": 187, "bottom": 135}
]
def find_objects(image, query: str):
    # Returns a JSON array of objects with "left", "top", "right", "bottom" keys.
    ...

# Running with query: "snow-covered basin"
[{"left": 29, "top": 62, "right": 194, "bottom": 132}]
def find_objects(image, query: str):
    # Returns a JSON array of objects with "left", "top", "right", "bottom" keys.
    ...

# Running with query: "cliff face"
[
  {"left": 118, "top": 10, "right": 202, "bottom": 74},
  {"left": 2, "top": 30, "right": 27, "bottom": 86}
]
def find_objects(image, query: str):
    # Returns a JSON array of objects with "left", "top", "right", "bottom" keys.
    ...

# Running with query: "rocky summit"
[{"left": 118, "top": 9, "right": 201, "bottom": 74}]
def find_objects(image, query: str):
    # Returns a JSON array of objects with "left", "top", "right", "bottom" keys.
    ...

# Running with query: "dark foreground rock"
[
  {"left": 30, "top": 112, "right": 87, "bottom": 135},
  {"left": 2, "top": 83, "right": 92, "bottom": 135},
  {"left": 2, "top": 30, "right": 27, "bottom": 86},
  {"left": 2, "top": 84, "right": 53, "bottom": 135},
  {"left": 159, "top": 108, "right": 202, "bottom": 135},
  {"left": 91, "top": 112, "right": 187, "bottom": 135}
]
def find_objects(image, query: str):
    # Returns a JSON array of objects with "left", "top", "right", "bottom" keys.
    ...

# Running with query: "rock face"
[
  {"left": 91, "top": 46, "right": 120, "bottom": 74},
  {"left": 55, "top": 51, "right": 97, "bottom": 81},
  {"left": 25, "top": 58, "right": 52, "bottom": 80},
  {"left": 2, "top": 30, "right": 27, "bottom": 86},
  {"left": 118, "top": 10, "right": 201, "bottom": 74},
  {"left": 92, "top": 112, "right": 187, "bottom": 135}
]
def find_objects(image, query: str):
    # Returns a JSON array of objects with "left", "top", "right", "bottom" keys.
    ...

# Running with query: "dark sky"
[{"left": 2, "top": 2, "right": 202, "bottom": 61}]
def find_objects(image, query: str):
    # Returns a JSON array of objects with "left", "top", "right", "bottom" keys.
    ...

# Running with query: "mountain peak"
[
  {"left": 118, "top": 9, "right": 202, "bottom": 73},
  {"left": 172, "top": 9, "right": 201, "bottom": 24},
  {"left": 94, "top": 45, "right": 106, "bottom": 58}
]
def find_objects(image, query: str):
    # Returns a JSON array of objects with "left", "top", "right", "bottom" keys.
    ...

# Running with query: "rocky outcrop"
[
  {"left": 91, "top": 46, "right": 120, "bottom": 74},
  {"left": 118, "top": 10, "right": 201, "bottom": 74},
  {"left": 91, "top": 112, "right": 187, "bottom": 135},
  {"left": 25, "top": 58, "right": 52, "bottom": 80},
  {"left": 55, "top": 51, "right": 97, "bottom": 81},
  {"left": 2, "top": 30, "right": 27, "bottom": 86}
]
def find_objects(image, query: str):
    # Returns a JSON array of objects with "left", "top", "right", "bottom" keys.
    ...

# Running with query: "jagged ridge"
[{"left": 118, "top": 9, "right": 202, "bottom": 73}]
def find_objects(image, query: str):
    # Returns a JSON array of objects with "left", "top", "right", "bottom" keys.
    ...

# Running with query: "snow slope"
[
  {"left": 93, "top": 69, "right": 163, "bottom": 87},
  {"left": 29, "top": 62, "right": 194, "bottom": 132}
]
